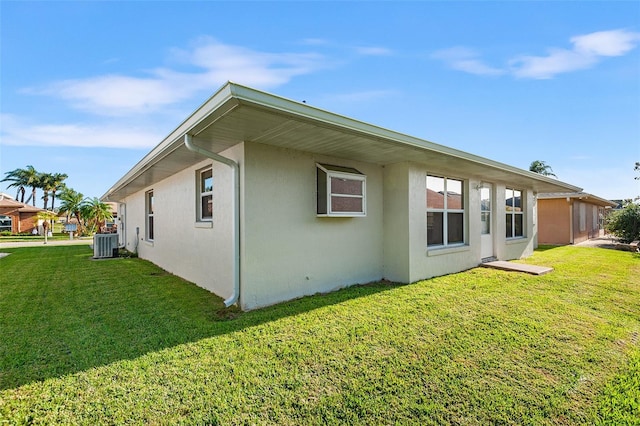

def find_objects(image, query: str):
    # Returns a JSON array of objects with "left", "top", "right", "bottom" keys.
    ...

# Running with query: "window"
[
  {"left": 197, "top": 167, "right": 213, "bottom": 221},
  {"left": 480, "top": 187, "right": 491, "bottom": 235},
  {"left": 317, "top": 164, "right": 366, "bottom": 217},
  {"left": 427, "top": 175, "right": 465, "bottom": 247},
  {"left": 146, "top": 190, "right": 154, "bottom": 241},
  {"left": 0, "top": 215, "right": 12, "bottom": 232},
  {"left": 505, "top": 188, "right": 523, "bottom": 238}
]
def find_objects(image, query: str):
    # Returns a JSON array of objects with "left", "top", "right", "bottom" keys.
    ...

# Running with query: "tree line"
[{"left": 1, "top": 165, "right": 112, "bottom": 235}]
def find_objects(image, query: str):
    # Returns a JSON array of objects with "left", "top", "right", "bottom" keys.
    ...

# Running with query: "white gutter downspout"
[{"left": 184, "top": 134, "right": 240, "bottom": 308}]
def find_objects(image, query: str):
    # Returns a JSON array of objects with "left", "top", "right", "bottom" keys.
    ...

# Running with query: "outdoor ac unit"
[{"left": 93, "top": 234, "right": 118, "bottom": 259}]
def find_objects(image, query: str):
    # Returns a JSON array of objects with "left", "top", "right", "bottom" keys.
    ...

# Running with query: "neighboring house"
[
  {"left": 537, "top": 192, "right": 617, "bottom": 245},
  {"left": 102, "top": 82, "right": 581, "bottom": 310},
  {"left": 0, "top": 193, "right": 44, "bottom": 234}
]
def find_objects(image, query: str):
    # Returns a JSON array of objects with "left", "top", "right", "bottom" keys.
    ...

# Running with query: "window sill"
[
  {"left": 144, "top": 239, "right": 154, "bottom": 247},
  {"left": 427, "top": 244, "right": 470, "bottom": 256},
  {"left": 195, "top": 221, "right": 213, "bottom": 229},
  {"left": 506, "top": 237, "right": 527, "bottom": 245},
  {"left": 317, "top": 214, "right": 366, "bottom": 218}
]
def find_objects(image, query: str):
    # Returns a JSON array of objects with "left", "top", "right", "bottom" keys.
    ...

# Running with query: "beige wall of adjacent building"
[{"left": 538, "top": 198, "right": 571, "bottom": 245}]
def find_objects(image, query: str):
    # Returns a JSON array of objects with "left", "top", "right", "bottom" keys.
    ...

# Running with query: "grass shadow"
[{"left": 0, "top": 246, "right": 401, "bottom": 390}]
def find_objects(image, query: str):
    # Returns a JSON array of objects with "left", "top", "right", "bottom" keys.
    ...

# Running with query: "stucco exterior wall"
[
  {"left": 408, "top": 165, "right": 482, "bottom": 282},
  {"left": 382, "top": 162, "right": 411, "bottom": 282},
  {"left": 117, "top": 140, "right": 542, "bottom": 311},
  {"left": 500, "top": 188, "right": 536, "bottom": 260},
  {"left": 538, "top": 198, "right": 571, "bottom": 245},
  {"left": 240, "top": 142, "right": 384, "bottom": 310},
  {"left": 121, "top": 145, "right": 240, "bottom": 299},
  {"left": 572, "top": 200, "right": 602, "bottom": 244}
]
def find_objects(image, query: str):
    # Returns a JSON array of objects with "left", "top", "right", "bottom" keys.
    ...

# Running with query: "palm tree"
[
  {"left": 39, "top": 172, "right": 54, "bottom": 210},
  {"left": 48, "top": 173, "right": 68, "bottom": 211},
  {"left": 81, "top": 198, "right": 113, "bottom": 234},
  {"left": 22, "top": 165, "right": 41, "bottom": 206},
  {"left": 58, "top": 188, "right": 86, "bottom": 235},
  {"left": 1, "top": 168, "right": 28, "bottom": 202},
  {"left": 529, "top": 160, "right": 557, "bottom": 178}
]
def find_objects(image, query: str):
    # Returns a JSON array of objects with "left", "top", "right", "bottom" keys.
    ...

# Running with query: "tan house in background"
[
  {"left": 537, "top": 192, "right": 617, "bottom": 245},
  {"left": 0, "top": 194, "right": 44, "bottom": 234}
]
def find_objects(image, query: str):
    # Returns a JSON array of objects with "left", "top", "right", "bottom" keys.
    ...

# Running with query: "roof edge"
[
  {"left": 537, "top": 192, "right": 617, "bottom": 207},
  {"left": 103, "top": 81, "right": 582, "bottom": 200}
]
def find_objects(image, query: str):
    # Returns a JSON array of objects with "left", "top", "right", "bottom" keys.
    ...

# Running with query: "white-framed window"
[
  {"left": 505, "top": 188, "right": 524, "bottom": 238},
  {"left": 146, "top": 190, "right": 154, "bottom": 241},
  {"left": 427, "top": 175, "right": 465, "bottom": 247},
  {"left": 316, "top": 163, "right": 366, "bottom": 217},
  {"left": 0, "top": 215, "right": 12, "bottom": 232},
  {"left": 197, "top": 167, "right": 213, "bottom": 222}
]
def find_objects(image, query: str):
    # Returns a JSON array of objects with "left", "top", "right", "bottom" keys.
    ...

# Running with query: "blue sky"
[{"left": 1, "top": 1, "right": 639, "bottom": 204}]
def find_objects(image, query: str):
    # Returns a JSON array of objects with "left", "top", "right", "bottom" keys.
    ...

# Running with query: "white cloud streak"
[
  {"left": 433, "top": 29, "right": 640, "bottom": 80},
  {"left": 25, "top": 38, "right": 327, "bottom": 116},
  {"left": 355, "top": 46, "right": 393, "bottom": 56},
  {"left": 0, "top": 114, "right": 161, "bottom": 149},
  {"left": 431, "top": 47, "right": 505, "bottom": 76}
]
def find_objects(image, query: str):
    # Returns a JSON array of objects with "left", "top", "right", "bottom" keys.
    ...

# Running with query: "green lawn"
[{"left": 0, "top": 245, "right": 638, "bottom": 425}]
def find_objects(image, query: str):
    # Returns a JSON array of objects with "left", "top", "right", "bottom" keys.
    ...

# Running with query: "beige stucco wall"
[
  {"left": 408, "top": 164, "right": 482, "bottom": 282},
  {"left": 538, "top": 198, "right": 571, "bottom": 245},
  {"left": 383, "top": 168, "right": 538, "bottom": 284},
  {"left": 118, "top": 140, "right": 542, "bottom": 311},
  {"left": 240, "top": 142, "right": 384, "bottom": 310},
  {"left": 121, "top": 145, "right": 240, "bottom": 300},
  {"left": 382, "top": 162, "right": 411, "bottom": 282},
  {"left": 494, "top": 185, "right": 536, "bottom": 260}
]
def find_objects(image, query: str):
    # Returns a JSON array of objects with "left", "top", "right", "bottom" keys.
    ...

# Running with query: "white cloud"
[
  {"left": 572, "top": 29, "right": 640, "bottom": 56},
  {"left": 0, "top": 114, "right": 161, "bottom": 149},
  {"left": 355, "top": 46, "right": 393, "bottom": 56},
  {"left": 431, "top": 47, "right": 505, "bottom": 76},
  {"left": 509, "top": 48, "right": 597, "bottom": 79},
  {"left": 25, "top": 38, "right": 327, "bottom": 116},
  {"left": 434, "top": 29, "right": 640, "bottom": 80}
]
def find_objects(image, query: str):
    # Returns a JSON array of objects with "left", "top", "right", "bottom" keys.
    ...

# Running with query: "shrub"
[
  {"left": 606, "top": 202, "right": 640, "bottom": 243},
  {"left": 0, "top": 230, "right": 12, "bottom": 236}
]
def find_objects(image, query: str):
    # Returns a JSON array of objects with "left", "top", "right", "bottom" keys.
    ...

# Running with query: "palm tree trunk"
[{"left": 31, "top": 186, "right": 37, "bottom": 206}]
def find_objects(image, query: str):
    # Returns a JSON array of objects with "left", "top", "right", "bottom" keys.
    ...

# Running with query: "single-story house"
[
  {"left": 0, "top": 194, "right": 44, "bottom": 234},
  {"left": 102, "top": 82, "right": 581, "bottom": 310},
  {"left": 537, "top": 192, "right": 617, "bottom": 245}
]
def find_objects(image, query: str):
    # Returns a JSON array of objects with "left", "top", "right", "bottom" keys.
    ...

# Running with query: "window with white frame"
[
  {"left": 505, "top": 188, "right": 524, "bottom": 238},
  {"left": 197, "top": 167, "right": 213, "bottom": 221},
  {"left": 317, "top": 163, "right": 366, "bottom": 217},
  {"left": 0, "top": 215, "right": 12, "bottom": 232},
  {"left": 146, "top": 190, "right": 154, "bottom": 241},
  {"left": 427, "top": 175, "right": 465, "bottom": 247}
]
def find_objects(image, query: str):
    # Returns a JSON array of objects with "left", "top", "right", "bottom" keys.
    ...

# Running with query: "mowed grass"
[{"left": 0, "top": 245, "right": 638, "bottom": 425}]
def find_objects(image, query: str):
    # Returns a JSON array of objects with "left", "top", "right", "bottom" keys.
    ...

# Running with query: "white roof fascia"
[
  {"left": 103, "top": 82, "right": 582, "bottom": 200},
  {"left": 228, "top": 83, "right": 581, "bottom": 192}
]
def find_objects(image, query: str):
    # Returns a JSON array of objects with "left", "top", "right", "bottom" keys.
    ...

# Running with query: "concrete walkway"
[
  {"left": 481, "top": 260, "right": 553, "bottom": 275},
  {"left": 0, "top": 238, "right": 92, "bottom": 249}
]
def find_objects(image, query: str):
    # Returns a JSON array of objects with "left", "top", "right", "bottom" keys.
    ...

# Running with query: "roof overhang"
[
  {"left": 102, "top": 82, "right": 581, "bottom": 201},
  {"left": 537, "top": 192, "right": 617, "bottom": 207}
]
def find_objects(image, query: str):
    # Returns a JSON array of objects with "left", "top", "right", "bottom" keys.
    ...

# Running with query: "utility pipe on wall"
[{"left": 184, "top": 134, "right": 240, "bottom": 308}]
